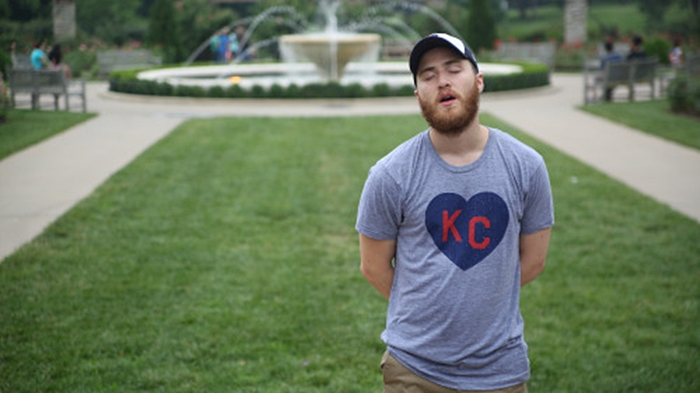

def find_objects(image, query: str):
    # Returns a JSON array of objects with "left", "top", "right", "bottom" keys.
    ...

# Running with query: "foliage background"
[{"left": 1, "top": 0, "right": 698, "bottom": 63}]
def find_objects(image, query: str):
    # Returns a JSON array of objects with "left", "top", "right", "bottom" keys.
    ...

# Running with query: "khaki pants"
[{"left": 381, "top": 351, "right": 528, "bottom": 393}]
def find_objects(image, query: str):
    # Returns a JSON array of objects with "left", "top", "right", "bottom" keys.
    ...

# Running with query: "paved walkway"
[{"left": 1, "top": 74, "right": 699, "bottom": 261}]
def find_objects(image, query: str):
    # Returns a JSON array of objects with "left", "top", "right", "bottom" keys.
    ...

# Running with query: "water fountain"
[
  {"left": 136, "top": 1, "right": 524, "bottom": 93},
  {"left": 279, "top": 0, "right": 381, "bottom": 82}
]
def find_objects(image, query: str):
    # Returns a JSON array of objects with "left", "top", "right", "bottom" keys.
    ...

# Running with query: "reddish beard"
[{"left": 419, "top": 79, "right": 480, "bottom": 137}]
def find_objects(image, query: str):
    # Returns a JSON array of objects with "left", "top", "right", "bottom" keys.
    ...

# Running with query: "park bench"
[
  {"left": 583, "top": 58, "right": 658, "bottom": 104},
  {"left": 12, "top": 53, "right": 33, "bottom": 69},
  {"left": 97, "top": 49, "right": 162, "bottom": 78},
  {"left": 7, "top": 68, "right": 87, "bottom": 112}
]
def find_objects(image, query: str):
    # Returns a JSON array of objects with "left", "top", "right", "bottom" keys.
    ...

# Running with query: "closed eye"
[{"left": 421, "top": 71, "right": 436, "bottom": 81}]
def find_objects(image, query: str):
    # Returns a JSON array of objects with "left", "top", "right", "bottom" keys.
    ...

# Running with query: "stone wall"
[
  {"left": 53, "top": 0, "right": 76, "bottom": 41},
  {"left": 564, "top": 0, "right": 587, "bottom": 45}
]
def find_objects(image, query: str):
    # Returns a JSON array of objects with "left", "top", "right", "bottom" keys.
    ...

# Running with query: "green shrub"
[
  {"left": 268, "top": 84, "right": 285, "bottom": 98},
  {"left": 175, "top": 84, "right": 205, "bottom": 97},
  {"left": 226, "top": 84, "right": 244, "bottom": 98},
  {"left": 64, "top": 49, "right": 98, "bottom": 79},
  {"left": 249, "top": 85, "right": 266, "bottom": 99},
  {"left": 372, "top": 83, "right": 392, "bottom": 97},
  {"left": 285, "top": 84, "right": 301, "bottom": 99},
  {"left": 344, "top": 83, "right": 368, "bottom": 98},
  {"left": 668, "top": 73, "right": 700, "bottom": 116},
  {"left": 644, "top": 36, "right": 672, "bottom": 65},
  {"left": 299, "top": 83, "right": 329, "bottom": 98},
  {"left": 0, "top": 49, "right": 12, "bottom": 80},
  {"left": 208, "top": 85, "right": 225, "bottom": 98},
  {"left": 0, "top": 75, "right": 7, "bottom": 123},
  {"left": 483, "top": 62, "right": 550, "bottom": 92},
  {"left": 554, "top": 44, "right": 593, "bottom": 71},
  {"left": 396, "top": 85, "right": 417, "bottom": 96}
]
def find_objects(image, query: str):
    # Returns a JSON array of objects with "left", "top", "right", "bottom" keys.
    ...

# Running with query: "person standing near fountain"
[{"left": 356, "top": 33, "right": 554, "bottom": 392}]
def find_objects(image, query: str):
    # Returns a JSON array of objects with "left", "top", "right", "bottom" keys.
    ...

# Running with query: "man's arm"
[
  {"left": 359, "top": 234, "right": 396, "bottom": 300},
  {"left": 519, "top": 227, "right": 552, "bottom": 286}
]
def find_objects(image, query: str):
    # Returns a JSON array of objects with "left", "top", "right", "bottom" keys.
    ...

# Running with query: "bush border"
[{"left": 108, "top": 62, "right": 550, "bottom": 99}]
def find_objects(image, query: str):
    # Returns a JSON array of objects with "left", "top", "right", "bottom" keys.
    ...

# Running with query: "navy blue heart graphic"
[{"left": 425, "top": 192, "right": 509, "bottom": 271}]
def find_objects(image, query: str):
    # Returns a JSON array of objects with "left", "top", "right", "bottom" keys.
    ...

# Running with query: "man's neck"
[{"left": 429, "top": 123, "right": 489, "bottom": 167}]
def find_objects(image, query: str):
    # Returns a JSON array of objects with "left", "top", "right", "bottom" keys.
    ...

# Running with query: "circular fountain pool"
[{"left": 137, "top": 62, "right": 523, "bottom": 90}]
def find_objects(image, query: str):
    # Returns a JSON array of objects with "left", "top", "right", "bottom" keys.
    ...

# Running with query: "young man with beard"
[{"left": 356, "top": 33, "right": 554, "bottom": 393}]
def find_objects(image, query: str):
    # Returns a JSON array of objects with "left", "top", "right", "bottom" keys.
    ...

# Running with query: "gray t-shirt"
[{"left": 356, "top": 128, "right": 554, "bottom": 390}]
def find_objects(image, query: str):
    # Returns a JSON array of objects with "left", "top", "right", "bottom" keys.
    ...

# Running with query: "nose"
[{"left": 437, "top": 71, "right": 451, "bottom": 88}]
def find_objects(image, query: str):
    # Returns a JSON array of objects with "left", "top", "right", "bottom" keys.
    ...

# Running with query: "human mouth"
[{"left": 439, "top": 93, "right": 457, "bottom": 106}]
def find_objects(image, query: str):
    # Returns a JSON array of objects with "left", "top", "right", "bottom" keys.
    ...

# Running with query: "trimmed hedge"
[{"left": 108, "top": 62, "right": 550, "bottom": 99}]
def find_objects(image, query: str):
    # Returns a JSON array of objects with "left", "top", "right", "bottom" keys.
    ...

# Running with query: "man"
[
  {"left": 356, "top": 33, "right": 554, "bottom": 392},
  {"left": 626, "top": 35, "right": 646, "bottom": 61},
  {"left": 600, "top": 41, "right": 622, "bottom": 101},
  {"left": 600, "top": 41, "right": 622, "bottom": 69},
  {"left": 30, "top": 41, "right": 48, "bottom": 70}
]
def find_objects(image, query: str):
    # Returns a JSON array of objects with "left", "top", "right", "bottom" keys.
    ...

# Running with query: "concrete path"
[
  {"left": 481, "top": 74, "right": 700, "bottom": 225},
  {"left": 1, "top": 74, "right": 699, "bottom": 261}
]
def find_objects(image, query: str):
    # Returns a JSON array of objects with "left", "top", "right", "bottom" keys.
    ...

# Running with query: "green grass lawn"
[
  {"left": 580, "top": 99, "right": 700, "bottom": 151},
  {"left": 0, "top": 109, "right": 96, "bottom": 160},
  {"left": 1, "top": 115, "right": 698, "bottom": 392}
]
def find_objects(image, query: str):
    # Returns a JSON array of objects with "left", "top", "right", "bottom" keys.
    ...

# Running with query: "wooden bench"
[
  {"left": 7, "top": 68, "right": 87, "bottom": 112},
  {"left": 584, "top": 58, "right": 658, "bottom": 104},
  {"left": 12, "top": 53, "right": 33, "bottom": 69},
  {"left": 97, "top": 49, "right": 162, "bottom": 78}
]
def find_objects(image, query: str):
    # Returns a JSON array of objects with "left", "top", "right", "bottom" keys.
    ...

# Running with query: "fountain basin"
[
  {"left": 279, "top": 33, "right": 381, "bottom": 81},
  {"left": 137, "top": 62, "right": 523, "bottom": 90}
]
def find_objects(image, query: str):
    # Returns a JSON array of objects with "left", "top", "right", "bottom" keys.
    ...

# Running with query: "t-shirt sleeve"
[
  {"left": 521, "top": 160, "right": 555, "bottom": 234},
  {"left": 355, "top": 165, "right": 402, "bottom": 241}
]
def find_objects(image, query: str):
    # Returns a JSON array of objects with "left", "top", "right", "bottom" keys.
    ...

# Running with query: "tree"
[
  {"left": 147, "top": 0, "right": 180, "bottom": 62},
  {"left": 6, "top": 0, "right": 51, "bottom": 21},
  {"left": 76, "top": 0, "right": 143, "bottom": 45},
  {"left": 466, "top": 0, "right": 497, "bottom": 53},
  {"left": 637, "top": 0, "right": 671, "bottom": 31}
]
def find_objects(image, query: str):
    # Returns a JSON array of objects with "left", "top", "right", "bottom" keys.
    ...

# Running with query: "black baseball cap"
[{"left": 409, "top": 33, "right": 479, "bottom": 85}]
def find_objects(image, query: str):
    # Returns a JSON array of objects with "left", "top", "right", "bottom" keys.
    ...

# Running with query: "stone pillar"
[
  {"left": 53, "top": 0, "right": 76, "bottom": 41},
  {"left": 564, "top": 0, "right": 587, "bottom": 45}
]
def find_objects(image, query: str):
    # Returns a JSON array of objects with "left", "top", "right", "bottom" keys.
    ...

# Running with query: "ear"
[
  {"left": 476, "top": 73, "right": 485, "bottom": 94},
  {"left": 414, "top": 88, "right": 420, "bottom": 98}
]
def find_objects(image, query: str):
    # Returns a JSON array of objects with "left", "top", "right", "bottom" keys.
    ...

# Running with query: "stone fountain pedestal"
[{"left": 279, "top": 33, "right": 381, "bottom": 82}]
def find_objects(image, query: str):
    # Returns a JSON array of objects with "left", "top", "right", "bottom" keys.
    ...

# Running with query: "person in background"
[
  {"left": 356, "top": 33, "right": 554, "bottom": 393},
  {"left": 600, "top": 41, "right": 622, "bottom": 101},
  {"left": 218, "top": 28, "right": 231, "bottom": 63},
  {"left": 209, "top": 33, "right": 220, "bottom": 61},
  {"left": 48, "top": 43, "right": 72, "bottom": 79},
  {"left": 10, "top": 41, "right": 18, "bottom": 68},
  {"left": 669, "top": 37, "right": 683, "bottom": 69},
  {"left": 30, "top": 41, "right": 48, "bottom": 70},
  {"left": 600, "top": 41, "right": 622, "bottom": 69},
  {"left": 627, "top": 35, "right": 647, "bottom": 61}
]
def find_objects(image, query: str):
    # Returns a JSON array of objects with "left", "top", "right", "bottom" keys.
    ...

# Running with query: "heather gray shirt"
[{"left": 356, "top": 128, "right": 554, "bottom": 390}]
